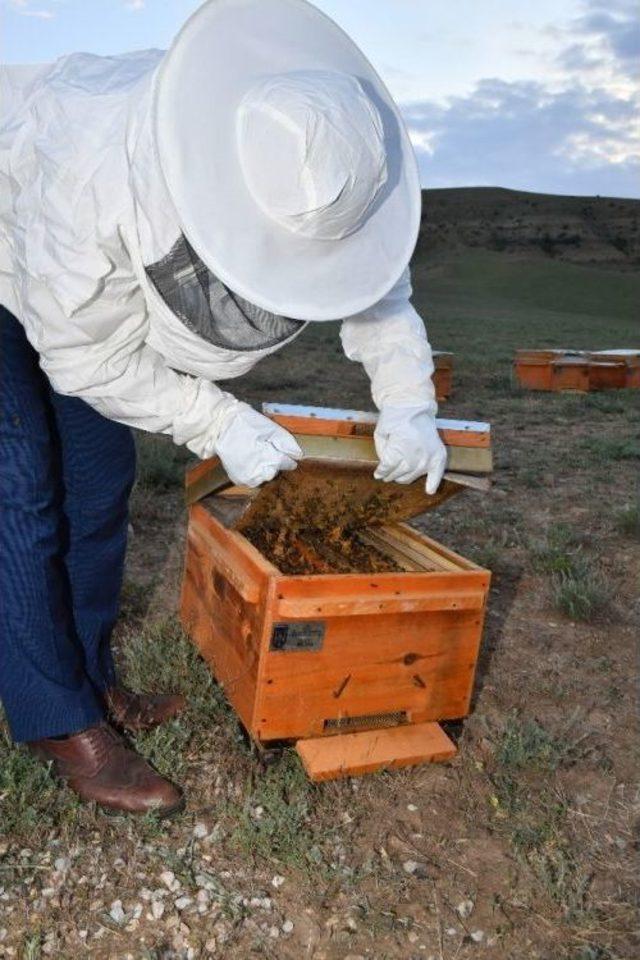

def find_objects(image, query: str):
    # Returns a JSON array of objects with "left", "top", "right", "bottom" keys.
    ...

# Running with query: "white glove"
[
  {"left": 215, "top": 404, "right": 303, "bottom": 487},
  {"left": 374, "top": 405, "right": 447, "bottom": 495}
]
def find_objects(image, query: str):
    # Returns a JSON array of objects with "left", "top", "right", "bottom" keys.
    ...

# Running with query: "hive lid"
[{"left": 185, "top": 404, "right": 492, "bottom": 532}]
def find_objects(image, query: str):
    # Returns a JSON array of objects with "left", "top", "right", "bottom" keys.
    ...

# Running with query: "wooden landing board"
[{"left": 295, "top": 721, "right": 457, "bottom": 781}]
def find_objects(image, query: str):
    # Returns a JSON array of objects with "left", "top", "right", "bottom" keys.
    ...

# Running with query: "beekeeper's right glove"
[{"left": 215, "top": 404, "right": 303, "bottom": 487}]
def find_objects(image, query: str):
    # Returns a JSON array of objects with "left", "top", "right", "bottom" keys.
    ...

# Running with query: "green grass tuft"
[
  {"left": 580, "top": 436, "right": 640, "bottom": 464},
  {"left": 21, "top": 933, "right": 43, "bottom": 960},
  {"left": 0, "top": 727, "right": 84, "bottom": 839},
  {"left": 135, "top": 432, "right": 193, "bottom": 490},
  {"left": 491, "top": 716, "right": 593, "bottom": 918},
  {"left": 496, "top": 716, "right": 569, "bottom": 772},
  {"left": 232, "top": 752, "right": 320, "bottom": 868},
  {"left": 614, "top": 502, "right": 640, "bottom": 539},
  {"left": 531, "top": 525, "right": 611, "bottom": 621},
  {"left": 551, "top": 566, "right": 611, "bottom": 622},
  {"left": 531, "top": 524, "right": 583, "bottom": 575}
]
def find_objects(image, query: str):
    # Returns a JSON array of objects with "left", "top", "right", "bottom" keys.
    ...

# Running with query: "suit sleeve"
[
  {"left": 339, "top": 268, "right": 437, "bottom": 415},
  {"left": 16, "top": 202, "right": 240, "bottom": 460}
]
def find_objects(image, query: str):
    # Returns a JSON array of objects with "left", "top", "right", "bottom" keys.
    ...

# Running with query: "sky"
[{"left": 2, "top": 0, "right": 639, "bottom": 198}]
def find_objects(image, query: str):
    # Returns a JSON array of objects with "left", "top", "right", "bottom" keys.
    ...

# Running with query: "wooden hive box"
[
  {"left": 180, "top": 407, "right": 492, "bottom": 781},
  {"left": 550, "top": 356, "right": 590, "bottom": 392},
  {"left": 588, "top": 360, "right": 628, "bottom": 391},
  {"left": 515, "top": 349, "right": 640, "bottom": 392},
  {"left": 514, "top": 349, "right": 565, "bottom": 390},
  {"left": 432, "top": 351, "right": 454, "bottom": 401},
  {"left": 589, "top": 350, "right": 640, "bottom": 389}
]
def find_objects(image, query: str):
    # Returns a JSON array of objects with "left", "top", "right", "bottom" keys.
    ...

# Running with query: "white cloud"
[
  {"left": 403, "top": 78, "right": 639, "bottom": 197},
  {"left": 7, "top": 0, "right": 55, "bottom": 17},
  {"left": 401, "top": 0, "right": 639, "bottom": 197}
]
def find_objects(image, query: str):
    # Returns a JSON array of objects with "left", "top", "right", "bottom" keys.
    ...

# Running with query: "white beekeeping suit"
[{"left": 0, "top": 0, "right": 446, "bottom": 492}]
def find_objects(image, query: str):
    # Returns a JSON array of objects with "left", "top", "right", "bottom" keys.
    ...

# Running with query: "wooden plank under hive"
[
  {"left": 180, "top": 404, "right": 492, "bottom": 780},
  {"left": 296, "top": 722, "right": 457, "bottom": 782}
]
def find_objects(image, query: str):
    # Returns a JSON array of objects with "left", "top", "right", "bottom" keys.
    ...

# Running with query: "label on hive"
[{"left": 270, "top": 620, "right": 325, "bottom": 652}]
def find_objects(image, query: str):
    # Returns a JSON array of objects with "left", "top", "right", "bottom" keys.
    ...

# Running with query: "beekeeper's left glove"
[{"left": 374, "top": 405, "right": 447, "bottom": 495}]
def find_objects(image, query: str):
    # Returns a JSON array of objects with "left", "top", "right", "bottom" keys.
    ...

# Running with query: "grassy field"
[{"left": 0, "top": 249, "right": 638, "bottom": 960}]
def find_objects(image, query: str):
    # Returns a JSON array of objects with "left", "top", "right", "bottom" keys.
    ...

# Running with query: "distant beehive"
[
  {"left": 514, "top": 349, "right": 639, "bottom": 392},
  {"left": 432, "top": 351, "right": 454, "bottom": 400}
]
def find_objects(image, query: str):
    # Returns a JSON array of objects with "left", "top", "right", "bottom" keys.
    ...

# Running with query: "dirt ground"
[{"left": 0, "top": 251, "right": 638, "bottom": 960}]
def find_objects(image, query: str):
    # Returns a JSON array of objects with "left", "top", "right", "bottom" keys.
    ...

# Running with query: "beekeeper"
[{"left": 0, "top": 0, "right": 446, "bottom": 815}]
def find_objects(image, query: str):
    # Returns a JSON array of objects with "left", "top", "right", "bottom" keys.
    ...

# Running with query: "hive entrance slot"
[{"left": 324, "top": 710, "right": 408, "bottom": 734}]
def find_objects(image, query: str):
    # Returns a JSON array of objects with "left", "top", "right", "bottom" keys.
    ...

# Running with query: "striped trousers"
[{"left": 0, "top": 306, "right": 136, "bottom": 741}]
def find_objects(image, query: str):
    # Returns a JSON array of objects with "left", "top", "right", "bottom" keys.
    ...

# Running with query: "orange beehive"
[
  {"left": 550, "top": 357, "right": 590, "bottom": 392},
  {"left": 588, "top": 360, "right": 628, "bottom": 391},
  {"left": 589, "top": 350, "right": 640, "bottom": 389},
  {"left": 515, "top": 349, "right": 640, "bottom": 392},
  {"left": 180, "top": 408, "right": 492, "bottom": 781},
  {"left": 514, "top": 349, "right": 568, "bottom": 390},
  {"left": 432, "top": 351, "right": 454, "bottom": 401}
]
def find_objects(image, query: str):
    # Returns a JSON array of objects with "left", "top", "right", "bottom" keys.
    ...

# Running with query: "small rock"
[
  {"left": 407, "top": 803, "right": 418, "bottom": 812},
  {"left": 175, "top": 896, "right": 193, "bottom": 911},
  {"left": 271, "top": 874, "right": 285, "bottom": 889},
  {"left": 193, "top": 823, "right": 208, "bottom": 839},
  {"left": 204, "top": 938, "right": 217, "bottom": 954},
  {"left": 151, "top": 900, "right": 165, "bottom": 920},
  {"left": 402, "top": 859, "right": 429, "bottom": 879},
  {"left": 470, "top": 930, "right": 485, "bottom": 943},
  {"left": 53, "top": 857, "right": 70, "bottom": 873},
  {"left": 282, "top": 919, "right": 294, "bottom": 934},
  {"left": 160, "top": 870, "right": 180, "bottom": 892},
  {"left": 445, "top": 927, "right": 458, "bottom": 937},
  {"left": 456, "top": 899, "right": 474, "bottom": 920},
  {"left": 213, "top": 920, "right": 230, "bottom": 944},
  {"left": 268, "top": 925, "right": 280, "bottom": 938},
  {"left": 109, "top": 900, "right": 126, "bottom": 924}
]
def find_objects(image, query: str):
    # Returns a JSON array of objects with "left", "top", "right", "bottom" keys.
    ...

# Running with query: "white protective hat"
[{"left": 153, "top": 0, "right": 421, "bottom": 321}]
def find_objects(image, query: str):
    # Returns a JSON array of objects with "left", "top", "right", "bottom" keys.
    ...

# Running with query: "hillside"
[{"left": 416, "top": 186, "right": 640, "bottom": 266}]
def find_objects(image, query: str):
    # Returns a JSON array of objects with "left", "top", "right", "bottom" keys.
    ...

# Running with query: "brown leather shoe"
[
  {"left": 30, "top": 724, "right": 184, "bottom": 816},
  {"left": 105, "top": 686, "right": 185, "bottom": 732}
]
